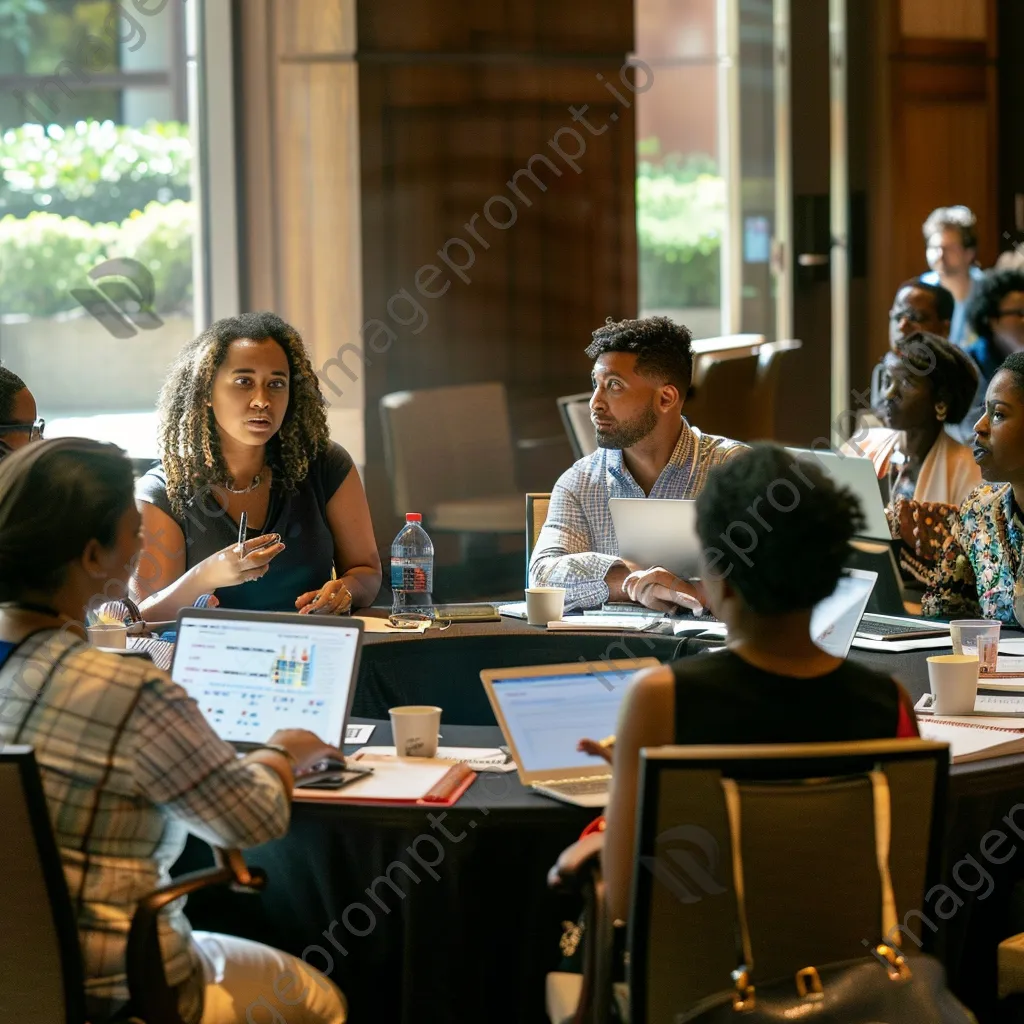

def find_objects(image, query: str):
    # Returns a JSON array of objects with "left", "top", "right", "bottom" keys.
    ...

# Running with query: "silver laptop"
[
  {"left": 170, "top": 608, "right": 364, "bottom": 749},
  {"left": 811, "top": 568, "right": 877, "bottom": 656},
  {"left": 609, "top": 498, "right": 700, "bottom": 578},
  {"left": 786, "top": 447, "right": 891, "bottom": 541},
  {"left": 480, "top": 658, "right": 660, "bottom": 807}
]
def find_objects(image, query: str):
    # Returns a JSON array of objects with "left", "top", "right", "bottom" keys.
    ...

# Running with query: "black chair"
[
  {"left": 0, "top": 746, "right": 266, "bottom": 1024},
  {"left": 547, "top": 738, "right": 949, "bottom": 1024}
]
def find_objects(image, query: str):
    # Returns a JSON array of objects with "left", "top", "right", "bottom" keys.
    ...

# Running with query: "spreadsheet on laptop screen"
[
  {"left": 492, "top": 670, "right": 636, "bottom": 773},
  {"left": 172, "top": 617, "right": 359, "bottom": 745}
]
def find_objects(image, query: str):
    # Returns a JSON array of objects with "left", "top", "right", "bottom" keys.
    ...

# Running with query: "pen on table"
[{"left": 238, "top": 511, "right": 247, "bottom": 560}]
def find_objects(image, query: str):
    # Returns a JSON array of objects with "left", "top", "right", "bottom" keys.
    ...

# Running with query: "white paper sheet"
[
  {"left": 354, "top": 615, "right": 429, "bottom": 634},
  {"left": 356, "top": 745, "right": 516, "bottom": 772}
]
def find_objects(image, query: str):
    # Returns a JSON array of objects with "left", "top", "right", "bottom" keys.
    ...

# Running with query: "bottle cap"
[{"left": 405, "top": 512, "right": 423, "bottom": 522}]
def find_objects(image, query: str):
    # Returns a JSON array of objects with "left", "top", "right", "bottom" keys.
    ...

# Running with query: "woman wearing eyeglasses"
[
  {"left": 0, "top": 366, "right": 42, "bottom": 459},
  {"left": 958, "top": 269, "right": 1024, "bottom": 436}
]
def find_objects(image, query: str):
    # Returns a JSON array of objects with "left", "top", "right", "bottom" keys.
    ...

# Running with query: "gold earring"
[{"left": 935, "top": 402, "right": 948, "bottom": 423}]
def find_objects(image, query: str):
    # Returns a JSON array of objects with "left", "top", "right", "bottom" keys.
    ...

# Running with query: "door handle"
[{"left": 797, "top": 253, "right": 830, "bottom": 267}]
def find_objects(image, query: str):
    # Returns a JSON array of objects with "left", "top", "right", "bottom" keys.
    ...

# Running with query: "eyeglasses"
[
  {"left": 0, "top": 418, "right": 44, "bottom": 441},
  {"left": 889, "top": 308, "right": 928, "bottom": 324},
  {"left": 995, "top": 309, "right": 1024, "bottom": 321}
]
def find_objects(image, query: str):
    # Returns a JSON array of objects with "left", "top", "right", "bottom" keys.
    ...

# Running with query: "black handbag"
[{"left": 676, "top": 772, "right": 977, "bottom": 1024}]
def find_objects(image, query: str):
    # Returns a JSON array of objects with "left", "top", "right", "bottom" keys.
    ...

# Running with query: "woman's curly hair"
[{"left": 158, "top": 312, "right": 330, "bottom": 515}]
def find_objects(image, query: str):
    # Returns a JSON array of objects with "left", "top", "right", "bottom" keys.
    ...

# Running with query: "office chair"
[
  {"left": 547, "top": 739, "right": 948, "bottom": 1024},
  {"left": 0, "top": 746, "right": 266, "bottom": 1024},
  {"left": 557, "top": 393, "right": 597, "bottom": 461},
  {"left": 525, "top": 492, "right": 552, "bottom": 579}
]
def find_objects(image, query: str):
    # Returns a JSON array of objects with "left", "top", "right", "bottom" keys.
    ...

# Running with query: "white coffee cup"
[
  {"left": 86, "top": 623, "right": 128, "bottom": 650},
  {"left": 525, "top": 587, "right": 566, "bottom": 626},
  {"left": 389, "top": 705, "right": 442, "bottom": 758},
  {"left": 927, "top": 654, "right": 979, "bottom": 715}
]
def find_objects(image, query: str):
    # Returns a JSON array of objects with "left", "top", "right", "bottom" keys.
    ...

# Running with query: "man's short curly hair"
[
  {"left": 584, "top": 316, "right": 693, "bottom": 396},
  {"left": 695, "top": 444, "right": 865, "bottom": 614},
  {"left": 966, "top": 269, "right": 1024, "bottom": 343},
  {"left": 157, "top": 311, "right": 330, "bottom": 515},
  {"left": 923, "top": 205, "right": 978, "bottom": 250},
  {"left": 892, "top": 330, "right": 978, "bottom": 423},
  {"left": 0, "top": 365, "right": 26, "bottom": 422},
  {"left": 894, "top": 277, "right": 954, "bottom": 324}
]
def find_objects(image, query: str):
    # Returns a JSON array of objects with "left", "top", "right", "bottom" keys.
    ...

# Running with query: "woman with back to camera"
[
  {"left": 0, "top": 365, "right": 43, "bottom": 460},
  {"left": 923, "top": 351, "right": 1024, "bottom": 625},
  {"left": 576, "top": 444, "right": 919, "bottom": 920},
  {"left": 0, "top": 438, "right": 347, "bottom": 1022},
  {"left": 132, "top": 311, "right": 381, "bottom": 617}
]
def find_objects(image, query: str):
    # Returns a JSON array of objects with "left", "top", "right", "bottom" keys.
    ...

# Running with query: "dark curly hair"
[
  {"left": 157, "top": 312, "right": 330, "bottom": 515},
  {"left": 695, "top": 444, "right": 865, "bottom": 614},
  {"left": 584, "top": 316, "right": 693, "bottom": 395},
  {"left": 0, "top": 366, "right": 27, "bottom": 422},
  {"left": 891, "top": 330, "right": 978, "bottom": 423},
  {"left": 923, "top": 205, "right": 977, "bottom": 250},
  {"left": 966, "top": 269, "right": 1024, "bottom": 343}
]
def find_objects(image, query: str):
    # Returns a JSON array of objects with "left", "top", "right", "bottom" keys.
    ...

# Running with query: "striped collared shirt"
[
  {"left": 529, "top": 420, "right": 746, "bottom": 610},
  {"left": 0, "top": 628, "right": 290, "bottom": 1023}
]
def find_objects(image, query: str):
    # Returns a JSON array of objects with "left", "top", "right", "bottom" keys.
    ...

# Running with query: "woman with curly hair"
[{"left": 132, "top": 312, "right": 381, "bottom": 616}]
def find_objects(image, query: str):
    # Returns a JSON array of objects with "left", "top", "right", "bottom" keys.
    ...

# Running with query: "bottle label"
[{"left": 391, "top": 563, "right": 432, "bottom": 592}]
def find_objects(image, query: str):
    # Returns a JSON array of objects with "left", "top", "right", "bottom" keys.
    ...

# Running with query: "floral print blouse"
[{"left": 922, "top": 483, "right": 1024, "bottom": 625}]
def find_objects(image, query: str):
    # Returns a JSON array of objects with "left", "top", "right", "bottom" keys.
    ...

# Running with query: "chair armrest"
[
  {"left": 548, "top": 832, "right": 605, "bottom": 890},
  {"left": 126, "top": 849, "right": 267, "bottom": 1024}
]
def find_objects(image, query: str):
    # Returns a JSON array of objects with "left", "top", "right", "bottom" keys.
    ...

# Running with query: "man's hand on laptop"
[
  {"left": 622, "top": 567, "right": 705, "bottom": 614},
  {"left": 265, "top": 729, "right": 346, "bottom": 774}
]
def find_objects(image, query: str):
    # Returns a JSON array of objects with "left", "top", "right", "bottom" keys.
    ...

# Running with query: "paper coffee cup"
[
  {"left": 525, "top": 587, "right": 566, "bottom": 626},
  {"left": 389, "top": 705, "right": 442, "bottom": 758},
  {"left": 86, "top": 623, "right": 128, "bottom": 650},
  {"left": 927, "top": 654, "right": 979, "bottom": 715}
]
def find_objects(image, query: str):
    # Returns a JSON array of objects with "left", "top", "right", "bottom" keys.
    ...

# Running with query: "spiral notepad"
[{"left": 918, "top": 719, "right": 1024, "bottom": 763}]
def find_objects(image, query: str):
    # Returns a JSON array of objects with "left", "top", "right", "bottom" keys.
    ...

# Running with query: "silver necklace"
[{"left": 223, "top": 469, "right": 265, "bottom": 495}]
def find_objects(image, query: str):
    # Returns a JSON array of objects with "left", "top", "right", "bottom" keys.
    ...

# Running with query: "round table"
[{"left": 179, "top": 620, "right": 1024, "bottom": 1024}]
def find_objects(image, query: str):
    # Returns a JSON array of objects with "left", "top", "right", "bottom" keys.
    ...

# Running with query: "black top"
[
  {"left": 671, "top": 649, "right": 904, "bottom": 743},
  {"left": 136, "top": 442, "right": 353, "bottom": 613}
]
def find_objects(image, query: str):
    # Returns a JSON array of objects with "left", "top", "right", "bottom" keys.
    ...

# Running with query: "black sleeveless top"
[{"left": 671, "top": 650, "right": 905, "bottom": 744}]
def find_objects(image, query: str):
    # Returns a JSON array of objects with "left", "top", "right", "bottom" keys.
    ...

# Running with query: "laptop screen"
[
  {"left": 489, "top": 668, "right": 636, "bottom": 773},
  {"left": 810, "top": 570, "right": 876, "bottom": 657},
  {"left": 171, "top": 614, "right": 361, "bottom": 746}
]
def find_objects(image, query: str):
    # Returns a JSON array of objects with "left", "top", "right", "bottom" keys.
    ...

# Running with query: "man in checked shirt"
[{"left": 530, "top": 317, "right": 746, "bottom": 612}]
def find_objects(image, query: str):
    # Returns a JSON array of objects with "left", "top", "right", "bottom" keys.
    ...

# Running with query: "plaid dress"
[{"left": 0, "top": 628, "right": 290, "bottom": 1022}]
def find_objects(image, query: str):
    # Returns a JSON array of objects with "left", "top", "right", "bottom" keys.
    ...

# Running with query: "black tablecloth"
[{"left": 178, "top": 624, "right": 1024, "bottom": 1023}]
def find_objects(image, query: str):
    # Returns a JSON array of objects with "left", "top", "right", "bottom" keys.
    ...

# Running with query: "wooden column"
[
  {"left": 236, "top": 0, "right": 637, "bottom": 553},
  {"left": 866, "top": 0, "right": 998, "bottom": 366}
]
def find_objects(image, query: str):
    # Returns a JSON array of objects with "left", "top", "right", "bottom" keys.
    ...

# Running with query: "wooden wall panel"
[
  {"left": 236, "top": 0, "right": 637, "bottom": 550},
  {"left": 900, "top": 0, "right": 986, "bottom": 40}
]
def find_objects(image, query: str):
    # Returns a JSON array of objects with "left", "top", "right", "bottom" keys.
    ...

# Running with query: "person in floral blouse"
[{"left": 922, "top": 350, "right": 1024, "bottom": 623}]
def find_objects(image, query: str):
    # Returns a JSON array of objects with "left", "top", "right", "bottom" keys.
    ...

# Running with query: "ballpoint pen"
[{"left": 238, "top": 511, "right": 247, "bottom": 560}]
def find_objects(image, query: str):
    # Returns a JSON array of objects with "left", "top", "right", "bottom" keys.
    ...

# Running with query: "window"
[{"left": 0, "top": 0, "right": 195, "bottom": 456}]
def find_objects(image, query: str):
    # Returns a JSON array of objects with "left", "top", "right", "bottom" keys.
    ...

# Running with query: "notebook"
[
  {"left": 170, "top": 607, "right": 364, "bottom": 749},
  {"left": 293, "top": 755, "right": 475, "bottom": 805},
  {"left": 479, "top": 658, "right": 660, "bottom": 807},
  {"left": 917, "top": 719, "right": 1024, "bottom": 763}
]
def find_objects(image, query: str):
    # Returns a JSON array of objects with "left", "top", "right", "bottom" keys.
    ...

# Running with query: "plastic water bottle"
[{"left": 390, "top": 513, "right": 434, "bottom": 614}]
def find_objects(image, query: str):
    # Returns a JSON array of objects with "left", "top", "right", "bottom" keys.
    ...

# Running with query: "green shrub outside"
[
  {"left": 0, "top": 120, "right": 191, "bottom": 224},
  {"left": 0, "top": 200, "right": 193, "bottom": 317},
  {"left": 637, "top": 151, "right": 724, "bottom": 310}
]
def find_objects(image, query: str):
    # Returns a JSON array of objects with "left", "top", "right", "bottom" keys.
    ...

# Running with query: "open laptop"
[
  {"left": 609, "top": 498, "right": 700, "bottom": 578},
  {"left": 170, "top": 608, "right": 364, "bottom": 750},
  {"left": 480, "top": 658, "right": 660, "bottom": 807}
]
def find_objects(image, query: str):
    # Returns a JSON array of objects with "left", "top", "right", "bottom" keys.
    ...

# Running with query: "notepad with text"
[{"left": 918, "top": 719, "right": 1024, "bottom": 763}]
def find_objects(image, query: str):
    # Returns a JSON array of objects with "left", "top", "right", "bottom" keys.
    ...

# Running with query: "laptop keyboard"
[
  {"left": 858, "top": 619, "right": 945, "bottom": 637},
  {"left": 545, "top": 778, "right": 610, "bottom": 796}
]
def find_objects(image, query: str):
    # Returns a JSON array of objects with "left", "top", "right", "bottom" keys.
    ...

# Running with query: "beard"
[{"left": 594, "top": 402, "right": 659, "bottom": 449}]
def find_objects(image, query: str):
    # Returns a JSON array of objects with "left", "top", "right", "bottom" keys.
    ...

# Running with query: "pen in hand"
[{"left": 238, "top": 511, "right": 247, "bottom": 560}]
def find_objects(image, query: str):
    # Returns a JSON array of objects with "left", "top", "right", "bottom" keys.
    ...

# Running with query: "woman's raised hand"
[{"left": 197, "top": 534, "right": 285, "bottom": 590}]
